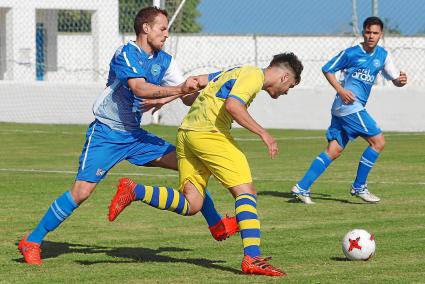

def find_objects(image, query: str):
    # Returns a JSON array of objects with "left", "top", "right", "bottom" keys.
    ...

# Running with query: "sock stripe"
[
  {"left": 238, "top": 219, "right": 260, "bottom": 229},
  {"left": 235, "top": 193, "right": 256, "bottom": 203},
  {"left": 175, "top": 193, "right": 186, "bottom": 213},
  {"left": 235, "top": 204, "right": 257, "bottom": 215},
  {"left": 235, "top": 198, "right": 256, "bottom": 208},
  {"left": 149, "top": 186, "right": 160, "bottom": 207},
  {"left": 243, "top": 238, "right": 261, "bottom": 247},
  {"left": 164, "top": 187, "right": 174, "bottom": 209},
  {"left": 135, "top": 184, "right": 146, "bottom": 200},
  {"left": 236, "top": 211, "right": 258, "bottom": 221},
  {"left": 143, "top": 186, "right": 154, "bottom": 203},
  {"left": 49, "top": 204, "right": 65, "bottom": 222},
  {"left": 240, "top": 228, "right": 261, "bottom": 238},
  {"left": 53, "top": 201, "right": 68, "bottom": 219},
  {"left": 158, "top": 187, "right": 168, "bottom": 208}
]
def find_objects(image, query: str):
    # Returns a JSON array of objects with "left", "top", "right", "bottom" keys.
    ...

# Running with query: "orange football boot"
[
  {"left": 109, "top": 178, "right": 137, "bottom": 221},
  {"left": 241, "top": 255, "right": 286, "bottom": 277},
  {"left": 18, "top": 235, "right": 42, "bottom": 265},
  {"left": 209, "top": 215, "right": 240, "bottom": 241}
]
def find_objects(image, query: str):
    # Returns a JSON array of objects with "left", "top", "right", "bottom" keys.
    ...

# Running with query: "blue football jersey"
[
  {"left": 93, "top": 41, "right": 172, "bottom": 131},
  {"left": 322, "top": 44, "right": 399, "bottom": 117}
]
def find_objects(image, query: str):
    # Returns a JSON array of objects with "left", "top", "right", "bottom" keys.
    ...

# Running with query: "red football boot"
[
  {"left": 18, "top": 235, "right": 42, "bottom": 265},
  {"left": 241, "top": 255, "right": 287, "bottom": 277},
  {"left": 209, "top": 215, "right": 240, "bottom": 241},
  {"left": 109, "top": 178, "right": 137, "bottom": 221}
]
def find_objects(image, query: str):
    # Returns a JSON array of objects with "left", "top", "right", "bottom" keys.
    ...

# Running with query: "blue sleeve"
[
  {"left": 322, "top": 50, "right": 349, "bottom": 73},
  {"left": 208, "top": 71, "right": 222, "bottom": 82},
  {"left": 110, "top": 50, "right": 146, "bottom": 86}
]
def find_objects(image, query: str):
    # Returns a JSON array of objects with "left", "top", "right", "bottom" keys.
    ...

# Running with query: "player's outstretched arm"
[
  {"left": 392, "top": 71, "right": 407, "bottom": 87},
  {"left": 323, "top": 71, "right": 355, "bottom": 104},
  {"left": 128, "top": 77, "right": 200, "bottom": 99},
  {"left": 225, "top": 97, "right": 278, "bottom": 159}
]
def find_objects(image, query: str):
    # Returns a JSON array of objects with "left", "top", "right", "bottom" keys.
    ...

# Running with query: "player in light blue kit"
[
  {"left": 18, "top": 7, "right": 238, "bottom": 265},
  {"left": 291, "top": 16, "right": 407, "bottom": 204}
]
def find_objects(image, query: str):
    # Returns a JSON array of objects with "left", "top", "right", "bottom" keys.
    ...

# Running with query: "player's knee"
[
  {"left": 370, "top": 136, "right": 385, "bottom": 152},
  {"left": 70, "top": 181, "right": 97, "bottom": 204}
]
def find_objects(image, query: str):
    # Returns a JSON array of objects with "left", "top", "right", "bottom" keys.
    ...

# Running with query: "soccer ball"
[{"left": 342, "top": 229, "right": 376, "bottom": 260}]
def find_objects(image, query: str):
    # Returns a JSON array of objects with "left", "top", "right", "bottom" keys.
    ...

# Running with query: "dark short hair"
[
  {"left": 134, "top": 7, "right": 168, "bottom": 36},
  {"left": 363, "top": 16, "right": 384, "bottom": 31},
  {"left": 269, "top": 52, "right": 303, "bottom": 84}
]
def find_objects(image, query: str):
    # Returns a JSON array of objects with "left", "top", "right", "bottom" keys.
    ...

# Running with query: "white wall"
[{"left": 0, "top": 81, "right": 423, "bottom": 131}]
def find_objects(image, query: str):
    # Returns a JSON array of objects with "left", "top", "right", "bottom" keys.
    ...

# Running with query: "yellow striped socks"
[
  {"left": 235, "top": 193, "right": 261, "bottom": 257},
  {"left": 134, "top": 184, "right": 190, "bottom": 216}
]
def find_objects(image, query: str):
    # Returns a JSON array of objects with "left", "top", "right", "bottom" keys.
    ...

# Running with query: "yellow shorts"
[{"left": 176, "top": 129, "right": 253, "bottom": 195}]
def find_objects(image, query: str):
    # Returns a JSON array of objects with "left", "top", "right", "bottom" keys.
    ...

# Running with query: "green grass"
[{"left": 1, "top": 122, "right": 424, "bottom": 283}]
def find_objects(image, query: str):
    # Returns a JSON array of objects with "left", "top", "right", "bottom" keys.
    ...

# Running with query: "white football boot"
[
  {"left": 291, "top": 185, "right": 315, "bottom": 204},
  {"left": 350, "top": 184, "right": 380, "bottom": 203}
]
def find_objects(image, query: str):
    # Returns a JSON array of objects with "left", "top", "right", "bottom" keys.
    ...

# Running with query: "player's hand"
[
  {"left": 181, "top": 76, "right": 201, "bottom": 94},
  {"left": 141, "top": 98, "right": 165, "bottom": 114},
  {"left": 260, "top": 131, "right": 279, "bottom": 159},
  {"left": 338, "top": 88, "right": 355, "bottom": 104},
  {"left": 398, "top": 71, "right": 407, "bottom": 86}
]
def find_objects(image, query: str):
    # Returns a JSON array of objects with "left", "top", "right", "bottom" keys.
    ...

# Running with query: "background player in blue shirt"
[
  {"left": 18, "top": 7, "right": 238, "bottom": 265},
  {"left": 291, "top": 16, "right": 407, "bottom": 204}
]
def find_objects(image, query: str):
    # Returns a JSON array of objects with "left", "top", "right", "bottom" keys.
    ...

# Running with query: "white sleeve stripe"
[
  {"left": 328, "top": 50, "right": 346, "bottom": 70},
  {"left": 123, "top": 51, "right": 137, "bottom": 73}
]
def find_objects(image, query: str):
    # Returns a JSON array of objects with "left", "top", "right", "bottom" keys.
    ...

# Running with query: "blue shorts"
[
  {"left": 326, "top": 110, "right": 382, "bottom": 148},
  {"left": 76, "top": 120, "right": 175, "bottom": 183}
]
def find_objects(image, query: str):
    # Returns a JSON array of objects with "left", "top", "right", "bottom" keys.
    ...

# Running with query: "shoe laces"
[
  {"left": 251, "top": 256, "right": 282, "bottom": 272},
  {"left": 356, "top": 184, "right": 370, "bottom": 194}
]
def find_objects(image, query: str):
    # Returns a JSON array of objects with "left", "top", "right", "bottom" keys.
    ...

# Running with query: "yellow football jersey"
[{"left": 179, "top": 65, "right": 264, "bottom": 133}]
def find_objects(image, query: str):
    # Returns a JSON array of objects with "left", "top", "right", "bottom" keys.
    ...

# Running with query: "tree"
[
  {"left": 119, "top": 0, "right": 201, "bottom": 34},
  {"left": 167, "top": 0, "right": 202, "bottom": 33}
]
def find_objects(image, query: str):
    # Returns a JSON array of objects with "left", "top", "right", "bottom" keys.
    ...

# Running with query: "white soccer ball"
[{"left": 342, "top": 229, "right": 376, "bottom": 260}]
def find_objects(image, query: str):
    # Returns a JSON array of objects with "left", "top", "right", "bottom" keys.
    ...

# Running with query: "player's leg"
[
  {"left": 350, "top": 111, "right": 383, "bottom": 202},
  {"left": 19, "top": 121, "right": 131, "bottom": 264},
  {"left": 187, "top": 131, "right": 284, "bottom": 276},
  {"left": 229, "top": 182, "right": 285, "bottom": 276},
  {"left": 109, "top": 129, "right": 208, "bottom": 220},
  {"left": 18, "top": 180, "right": 94, "bottom": 265},
  {"left": 149, "top": 150, "right": 238, "bottom": 240},
  {"left": 292, "top": 115, "right": 347, "bottom": 204}
]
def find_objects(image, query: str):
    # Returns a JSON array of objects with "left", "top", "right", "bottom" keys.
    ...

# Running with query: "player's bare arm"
[
  {"left": 128, "top": 76, "right": 199, "bottom": 99},
  {"left": 323, "top": 71, "right": 355, "bottom": 104},
  {"left": 392, "top": 71, "right": 407, "bottom": 87},
  {"left": 225, "top": 97, "right": 278, "bottom": 159}
]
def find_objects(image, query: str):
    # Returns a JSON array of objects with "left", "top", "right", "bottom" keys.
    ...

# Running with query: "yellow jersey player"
[{"left": 109, "top": 53, "right": 303, "bottom": 276}]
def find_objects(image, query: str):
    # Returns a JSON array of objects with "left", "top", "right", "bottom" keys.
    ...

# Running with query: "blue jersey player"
[
  {"left": 291, "top": 17, "right": 407, "bottom": 204},
  {"left": 18, "top": 7, "right": 238, "bottom": 265}
]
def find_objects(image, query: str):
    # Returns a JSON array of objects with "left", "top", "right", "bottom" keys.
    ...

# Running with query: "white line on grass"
[
  {"left": 1, "top": 168, "right": 424, "bottom": 186},
  {"left": 1, "top": 128, "right": 424, "bottom": 141}
]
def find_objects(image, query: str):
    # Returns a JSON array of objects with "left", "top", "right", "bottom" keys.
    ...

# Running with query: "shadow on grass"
[
  {"left": 14, "top": 241, "right": 241, "bottom": 274},
  {"left": 261, "top": 190, "right": 366, "bottom": 204}
]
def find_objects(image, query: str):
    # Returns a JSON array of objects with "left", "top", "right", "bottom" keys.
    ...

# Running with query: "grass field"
[{"left": 1, "top": 122, "right": 424, "bottom": 283}]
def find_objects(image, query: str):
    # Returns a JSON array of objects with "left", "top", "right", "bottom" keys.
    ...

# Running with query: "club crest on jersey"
[
  {"left": 352, "top": 68, "right": 375, "bottom": 83},
  {"left": 373, "top": 59, "right": 380, "bottom": 68},
  {"left": 151, "top": 64, "right": 161, "bottom": 77}
]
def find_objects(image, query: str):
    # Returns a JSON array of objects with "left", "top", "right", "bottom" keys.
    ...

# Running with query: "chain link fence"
[{"left": 0, "top": 0, "right": 423, "bottom": 85}]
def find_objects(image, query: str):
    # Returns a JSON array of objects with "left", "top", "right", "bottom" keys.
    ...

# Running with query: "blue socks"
[
  {"left": 27, "top": 191, "right": 78, "bottom": 244},
  {"left": 200, "top": 190, "right": 222, "bottom": 227},
  {"left": 353, "top": 147, "right": 379, "bottom": 188},
  {"left": 297, "top": 152, "right": 332, "bottom": 191}
]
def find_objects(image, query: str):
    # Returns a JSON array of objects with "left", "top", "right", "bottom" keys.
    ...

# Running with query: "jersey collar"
[{"left": 129, "top": 41, "right": 157, "bottom": 59}]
